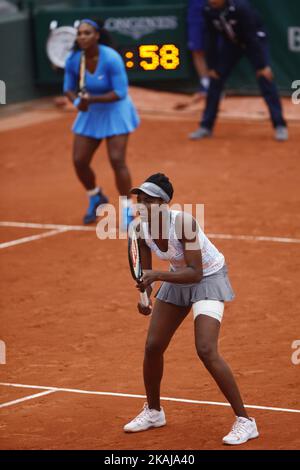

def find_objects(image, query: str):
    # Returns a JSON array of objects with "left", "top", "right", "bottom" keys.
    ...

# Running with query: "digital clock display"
[
  {"left": 120, "top": 44, "right": 181, "bottom": 72},
  {"left": 35, "top": 5, "right": 190, "bottom": 84}
]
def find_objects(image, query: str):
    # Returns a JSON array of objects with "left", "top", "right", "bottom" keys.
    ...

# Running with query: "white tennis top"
[{"left": 142, "top": 210, "right": 225, "bottom": 277}]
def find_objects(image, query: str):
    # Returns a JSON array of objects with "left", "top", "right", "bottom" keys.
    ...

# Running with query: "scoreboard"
[
  {"left": 121, "top": 44, "right": 180, "bottom": 73},
  {"left": 34, "top": 4, "right": 191, "bottom": 84}
]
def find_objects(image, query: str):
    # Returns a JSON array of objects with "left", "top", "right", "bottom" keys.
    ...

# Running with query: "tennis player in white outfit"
[{"left": 123, "top": 173, "right": 259, "bottom": 445}]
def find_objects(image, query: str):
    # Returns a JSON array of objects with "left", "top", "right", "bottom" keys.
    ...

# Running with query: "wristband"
[{"left": 73, "top": 97, "right": 81, "bottom": 108}]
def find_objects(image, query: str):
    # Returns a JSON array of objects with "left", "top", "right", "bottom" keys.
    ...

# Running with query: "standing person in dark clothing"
[{"left": 189, "top": 0, "right": 288, "bottom": 141}]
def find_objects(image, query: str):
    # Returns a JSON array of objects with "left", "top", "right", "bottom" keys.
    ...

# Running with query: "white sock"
[
  {"left": 87, "top": 187, "right": 100, "bottom": 197},
  {"left": 121, "top": 197, "right": 133, "bottom": 209}
]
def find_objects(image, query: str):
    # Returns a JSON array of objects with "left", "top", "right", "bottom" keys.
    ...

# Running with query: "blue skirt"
[{"left": 72, "top": 95, "right": 140, "bottom": 139}]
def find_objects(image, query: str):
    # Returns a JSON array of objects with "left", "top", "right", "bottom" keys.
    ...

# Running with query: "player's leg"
[
  {"left": 124, "top": 299, "right": 190, "bottom": 432},
  {"left": 194, "top": 310, "right": 248, "bottom": 417},
  {"left": 189, "top": 42, "right": 242, "bottom": 139},
  {"left": 247, "top": 38, "right": 287, "bottom": 140},
  {"left": 106, "top": 133, "right": 131, "bottom": 197},
  {"left": 193, "top": 303, "right": 259, "bottom": 444},
  {"left": 73, "top": 134, "right": 108, "bottom": 224},
  {"left": 144, "top": 299, "right": 190, "bottom": 410},
  {"left": 73, "top": 134, "right": 101, "bottom": 189},
  {"left": 106, "top": 133, "right": 133, "bottom": 229}
]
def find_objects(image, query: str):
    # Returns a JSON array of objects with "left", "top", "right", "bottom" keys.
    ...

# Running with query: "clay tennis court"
[{"left": 0, "top": 90, "right": 300, "bottom": 450}]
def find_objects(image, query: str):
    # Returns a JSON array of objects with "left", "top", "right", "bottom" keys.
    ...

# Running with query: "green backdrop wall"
[
  {"left": 0, "top": 12, "right": 42, "bottom": 104},
  {"left": 0, "top": 1, "right": 299, "bottom": 104}
]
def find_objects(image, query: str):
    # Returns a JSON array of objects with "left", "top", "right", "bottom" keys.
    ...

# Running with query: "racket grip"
[{"left": 140, "top": 291, "right": 149, "bottom": 307}]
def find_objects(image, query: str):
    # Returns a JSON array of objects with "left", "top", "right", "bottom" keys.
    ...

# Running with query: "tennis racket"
[
  {"left": 79, "top": 51, "right": 86, "bottom": 94},
  {"left": 128, "top": 225, "right": 150, "bottom": 307}
]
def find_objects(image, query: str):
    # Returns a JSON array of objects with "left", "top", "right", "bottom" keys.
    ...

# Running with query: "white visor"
[{"left": 131, "top": 182, "right": 170, "bottom": 203}]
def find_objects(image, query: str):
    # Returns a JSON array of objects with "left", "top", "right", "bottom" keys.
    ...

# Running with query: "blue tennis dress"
[{"left": 63, "top": 45, "right": 140, "bottom": 139}]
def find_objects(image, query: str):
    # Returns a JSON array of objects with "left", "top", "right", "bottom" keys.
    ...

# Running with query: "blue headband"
[{"left": 80, "top": 19, "right": 100, "bottom": 31}]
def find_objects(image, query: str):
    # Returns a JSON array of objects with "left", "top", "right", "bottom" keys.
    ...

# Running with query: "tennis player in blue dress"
[{"left": 64, "top": 19, "right": 140, "bottom": 227}]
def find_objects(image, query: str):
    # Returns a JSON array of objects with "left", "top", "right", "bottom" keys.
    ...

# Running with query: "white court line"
[
  {"left": 0, "top": 389, "right": 56, "bottom": 409},
  {"left": 1, "top": 221, "right": 300, "bottom": 244},
  {"left": 0, "top": 228, "right": 69, "bottom": 249},
  {"left": 0, "top": 221, "right": 95, "bottom": 232},
  {"left": 208, "top": 233, "right": 300, "bottom": 244},
  {"left": 1, "top": 382, "right": 299, "bottom": 414}
]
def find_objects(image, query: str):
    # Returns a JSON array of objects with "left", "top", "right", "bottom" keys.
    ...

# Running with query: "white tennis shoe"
[
  {"left": 223, "top": 416, "right": 259, "bottom": 445},
  {"left": 124, "top": 403, "right": 166, "bottom": 433}
]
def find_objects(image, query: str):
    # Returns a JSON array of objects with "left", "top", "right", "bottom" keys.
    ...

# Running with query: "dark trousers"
[{"left": 201, "top": 38, "right": 286, "bottom": 130}]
